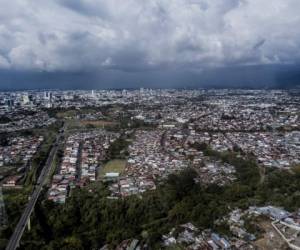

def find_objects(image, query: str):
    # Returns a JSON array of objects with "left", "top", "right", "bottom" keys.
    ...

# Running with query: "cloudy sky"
[{"left": 0, "top": 0, "right": 300, "bottom": 89}]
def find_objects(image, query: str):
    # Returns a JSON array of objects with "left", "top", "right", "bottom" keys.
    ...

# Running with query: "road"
[{"left": 6, "top": 129, "right": 64, "bottom": 250}]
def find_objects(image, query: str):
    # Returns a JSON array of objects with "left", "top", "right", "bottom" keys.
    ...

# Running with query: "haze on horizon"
[{"left": 0, "top": 0, "right": 300, "bottom": 90}]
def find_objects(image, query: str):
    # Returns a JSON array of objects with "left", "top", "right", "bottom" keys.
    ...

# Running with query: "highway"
[{"left": 6, "top": 129, "right": 64, "bottom": 250}]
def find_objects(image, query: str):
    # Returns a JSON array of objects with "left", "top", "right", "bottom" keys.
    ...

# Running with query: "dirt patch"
[{"left": 254, "top": 220, "right": 289, "bottom": 250}]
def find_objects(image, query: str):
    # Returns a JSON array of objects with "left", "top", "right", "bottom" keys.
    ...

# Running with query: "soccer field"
[{"left": 98, "top": 159, "right": 126, "bottom": 177}]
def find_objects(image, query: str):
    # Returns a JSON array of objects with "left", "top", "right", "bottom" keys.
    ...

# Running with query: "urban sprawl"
[{"left": 0, "top": 88, "right": 300, "bottom": 249}]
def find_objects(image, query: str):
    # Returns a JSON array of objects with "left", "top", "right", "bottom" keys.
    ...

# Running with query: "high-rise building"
[
  {"left": 5, "top": 99, "right": 14, "bottom": 108},
  {"left": 90, "top": 90, "right": 95, "bottom": 99},
  {"left": 21, "top": 94, "right": 30, "bottom": 105},
  {"left": 44, "top": 91, "right": 53, "bottom": 103}
]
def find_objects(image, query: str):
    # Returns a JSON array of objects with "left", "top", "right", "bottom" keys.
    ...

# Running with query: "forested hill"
[{"left": 11, "top": 155, "right": 300, "bottom": 250}]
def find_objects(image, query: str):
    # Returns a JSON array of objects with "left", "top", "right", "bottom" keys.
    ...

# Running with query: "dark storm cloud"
[
  {"left": 0, "top": 0, "right": 300, "bottom": 89},
  {"left": 253, "top": 39, "right": 266, "bottom": 50},
  {"left": 1, "top": 64, "right": 299, "bottom": 90}
]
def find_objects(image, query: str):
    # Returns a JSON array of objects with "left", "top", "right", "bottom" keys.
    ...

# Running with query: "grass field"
[
  {"left": 98, "top": 159, "right": 126, "bottom": 178},
  {"left": 64, "top": 119, "right": 117, "bottom": 130},
  {"left": 80, "top": 120, "right": 117, "bottom": 128},
  {"left": 56, "top": 110, "right": 78, "bottom": 119}
]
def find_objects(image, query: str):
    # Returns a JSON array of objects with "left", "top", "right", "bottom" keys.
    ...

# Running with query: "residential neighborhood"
[
  {"left": 0, "top": 88, "right": 299, "bottom": 249},
  {"left": 48, "top": 130, "right": 119, "bottom": 203}
]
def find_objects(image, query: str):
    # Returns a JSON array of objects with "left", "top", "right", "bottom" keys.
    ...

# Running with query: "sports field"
[{"left": 98, "top": 159, "right": 126, "bottom": 178}]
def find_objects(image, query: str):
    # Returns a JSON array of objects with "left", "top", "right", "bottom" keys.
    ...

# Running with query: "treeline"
[
  {"left": 19, "top": 169, "right": 232, "bottom": 249},
  {"left": 107, "top": 135, "right": 131, "bottom": 160},
  {"left": 24, "top": 121, "right": 63, "bottom": 186},
  {"left": 0, "top": 188, "right": 32, "bottom": 249},
  {"left": 9, "top": 153, "right": 300, "bottom": 249},
  {"left": 191, "top": 142, "right": 260, "bottom": 187}
]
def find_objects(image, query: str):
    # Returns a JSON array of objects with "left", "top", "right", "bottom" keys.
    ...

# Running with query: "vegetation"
[
  {"left": 46, "top": 147, "right": 64, "bottom": 185},
  {"left": 63, "top": 119, "right": 117, "bottom": 131},
  {"left": 107, "top": 136, "right": 131, "bottom": 159},
  {"left": 2, "top": 134, "right": 299, "bottom": 249},
  {"left": 24, "top": 122, "right": 62, "bottom": 186},
  {"left": 16, "top": 143, "right": 300, "bottom": 250},
  {"left": 0, "top": 134, "right": 8, "bottom": 147},
  {"left": 0, "top": 188, "right": 31, "bottom": 249},
  {"left": 0, "top": 122, "right": 63, "bottom": 249},
  {"left": 80, "top": 120, "right": 117, "bottom": 128},
  {"left": 118, "top": 118, "right": 157, "bottom": 130},
  {"left": 98, "top": 160, "right": 126, "bottom": 178},
  {"left": 0, "top": 116, "right": 11, "bottom": 124}
]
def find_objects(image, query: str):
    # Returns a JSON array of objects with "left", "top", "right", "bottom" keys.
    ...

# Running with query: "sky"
[{"left": 0, "top": 0, "right": 300, "bottom": 90}]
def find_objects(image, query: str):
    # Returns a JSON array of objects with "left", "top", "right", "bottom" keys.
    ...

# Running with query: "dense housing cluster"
[
  {"left": 48, "top": 130, "right": 119, "bottom": 203},
  {"left": 0, "top": 136, "right": 43, "bottom": 167},
  {"left": 109, "top": 130, "right": 189, "bottom": 197},
  {"left": 163, "top": 223, "right": 232, "bottom": 249},
  {"left": 161, "top": 205, "right": 300, "bottom": 250},
  {"left": 0, "top": 111, "right": 56, "bottom": 133},
  {"left": 189, "top": 131, "right": 300, "bottom": 168},
  {"left": 0, "top": 136, "right": 43, "bottom": 187},
  {"left": 0, "top": 88, "right": 300, "bottom": 249}
]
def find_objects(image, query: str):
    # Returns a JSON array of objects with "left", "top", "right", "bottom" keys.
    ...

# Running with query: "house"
[{"left": 3, "top": 175, "right": 22, "bottom": 187}]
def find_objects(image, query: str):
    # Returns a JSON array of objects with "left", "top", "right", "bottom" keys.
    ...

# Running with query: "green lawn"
[
  {"left": 98, "top": 159, "right": 126, "bottom": 178},
  {"left": 56, "top": 110, "right": 77, "bottom": 118},
  {"left": 64, "top": 119, "right": 118, "bottom": 131}
]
